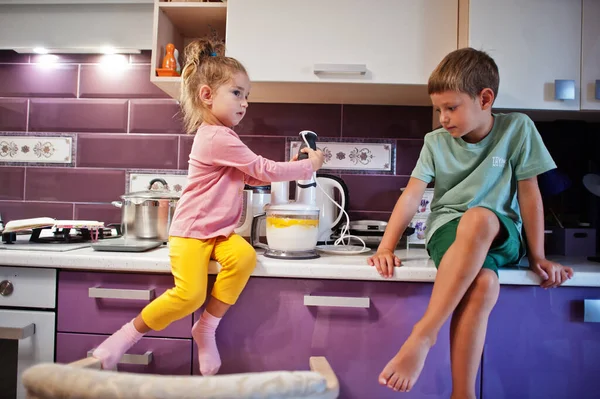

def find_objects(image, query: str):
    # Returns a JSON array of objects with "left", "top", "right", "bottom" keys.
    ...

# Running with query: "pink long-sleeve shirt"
[{"left": 169, "top": 125, "right": 314, "bottom": 239}]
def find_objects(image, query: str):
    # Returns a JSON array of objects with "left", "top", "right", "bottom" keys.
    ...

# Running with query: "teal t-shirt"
[{"left": 411, "top": 112, "right": 556, "bottom": 245}]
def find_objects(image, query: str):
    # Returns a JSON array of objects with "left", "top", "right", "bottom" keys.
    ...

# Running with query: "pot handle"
[
  {"left": 250, "top": 213, "right": 269, "bottom": 249},
  {"left": 148, "top": 178, "right": 169, "bottom": 191},
  {"left": 111, "top": 201, "right": 122, "bottom": 209}
]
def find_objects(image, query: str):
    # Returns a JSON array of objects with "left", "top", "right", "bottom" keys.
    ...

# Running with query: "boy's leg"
[
  {"left": 193, "top": 233, "right": 257, "bottom": 375},
  {"left": 380, "top": 207, "right": 501, "bottom": 392},
  {"left": 450, "top": 268, "right": 499, "bottom": 399}
]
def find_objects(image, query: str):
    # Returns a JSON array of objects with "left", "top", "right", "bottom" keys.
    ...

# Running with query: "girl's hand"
[{"left": 301, "top": 148, "right": 325, "bottom": 171}]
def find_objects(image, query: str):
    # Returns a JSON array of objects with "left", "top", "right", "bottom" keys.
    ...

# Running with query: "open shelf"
[
  {"left": 158, "top": 2, "right": 226, "bottom": 38},
  {"left": 151, "top": 0, "right": 227, "bottom": 95}
]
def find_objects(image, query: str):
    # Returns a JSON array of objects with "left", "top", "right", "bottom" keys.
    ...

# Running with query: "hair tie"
[{"left": 210, "top": 52, "right": 217, "bottom": 57}]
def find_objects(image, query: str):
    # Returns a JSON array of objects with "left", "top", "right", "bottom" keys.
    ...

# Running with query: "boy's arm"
[
  {"left": 368, "top": 177, "right": 427, "bottom": 278},
  {"left": 517, "top": 177, "right": 573, "bottom": 288}
]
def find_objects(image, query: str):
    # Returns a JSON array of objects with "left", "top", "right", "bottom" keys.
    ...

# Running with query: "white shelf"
[{"left": 158, "top": 2, "right": 226, "bottom": 38}]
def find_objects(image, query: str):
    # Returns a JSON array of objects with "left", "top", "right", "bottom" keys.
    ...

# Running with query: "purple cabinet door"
[
  {"left": 192, "top": 276, "right": 318, "bottom": 375},
  {"left": 193, "top": 277, "right": 461, "bottom": 398},
  {"left": 309, "top": 280, "right": 457, "bottom": 399},
  {"left": 483, "top": 286, "right": 600, "bottom": 399},
  {"left": 56, "top": 333, "right": 192, "bottom": 375},
  {"left": 57, "top": 271, "right": 192, "bottom": 338}
]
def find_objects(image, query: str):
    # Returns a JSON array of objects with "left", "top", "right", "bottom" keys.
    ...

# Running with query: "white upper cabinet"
[
  {"left": 225, "top": 0, "right": 458, "bottom": 86},
  {"left": 469, "top": 0, "right": 582, "bottom": 110},
  {"left": 581, "top": 0, "right": 600, "bottom": 111}
]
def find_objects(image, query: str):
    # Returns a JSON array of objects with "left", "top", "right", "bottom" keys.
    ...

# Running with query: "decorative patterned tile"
[
  {"left": 128, "top": 172, "right": 188, "bottom": 195},
  {"left": 0, "top": 135, "right": 72, "bottom": 164},
  {"left": 288, "top": 139, "right": 394, "bottom": 173}
]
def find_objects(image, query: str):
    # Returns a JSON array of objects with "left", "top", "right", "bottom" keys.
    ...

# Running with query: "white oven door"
[{"left": 0, "top": 309, "right": 55, "bottom": 399}]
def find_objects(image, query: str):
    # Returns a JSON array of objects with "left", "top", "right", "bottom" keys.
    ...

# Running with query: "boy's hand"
[
  {"left": 300, "top": 148, "right": 325, "bottom": 171},
  {"left": 529, "top": 258, "right": 574, "bottom": 288},
  {"left": 368, "top": 249, "right": 401, "bottom": 278}
]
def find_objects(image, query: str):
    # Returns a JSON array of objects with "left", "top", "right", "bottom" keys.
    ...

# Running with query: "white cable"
[{"left": 300, "top": 132, "right": 366, "bottom": 251}]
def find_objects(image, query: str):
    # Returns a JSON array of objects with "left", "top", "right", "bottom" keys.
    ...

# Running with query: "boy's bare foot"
[{"left": 378, "top": 334, "right": 433, "bottom": 392}]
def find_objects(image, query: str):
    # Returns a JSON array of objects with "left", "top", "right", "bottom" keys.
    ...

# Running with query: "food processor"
[
  {"left": 251, "top": 131, "right": 321, "bottom": 259},
  {"left": 250, "top": 131, "right": 367, "bottom": 259}
]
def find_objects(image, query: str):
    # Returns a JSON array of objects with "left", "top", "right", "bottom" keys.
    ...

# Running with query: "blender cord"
[{"left": 300, "top": 132, "right": 366, "bottom": 250}]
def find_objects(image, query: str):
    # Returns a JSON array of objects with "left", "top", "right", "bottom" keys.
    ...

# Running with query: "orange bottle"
[{"left": 162, "top": 43, "right": 177, "bottom": 71}]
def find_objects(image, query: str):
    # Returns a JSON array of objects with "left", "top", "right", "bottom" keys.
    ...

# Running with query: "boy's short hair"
[{"left": 428, "top": 48, "right": 499, "bottom": 101}]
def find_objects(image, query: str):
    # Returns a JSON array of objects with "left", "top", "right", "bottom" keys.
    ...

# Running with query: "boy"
[{"left": 367, "top": 48, "right": 574, "bottom": 398}]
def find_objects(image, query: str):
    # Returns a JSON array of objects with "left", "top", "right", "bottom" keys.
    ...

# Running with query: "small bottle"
[
  {"left": 162, "top": 43, "right": 177, "bottom": 71},
  {"left": 174, "top": 48, "right": 181, "bottom": 74}
]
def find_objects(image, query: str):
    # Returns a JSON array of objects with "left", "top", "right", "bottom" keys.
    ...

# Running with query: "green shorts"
[{"left": 426, "top": 209, "right": 524, "bottom": 276}]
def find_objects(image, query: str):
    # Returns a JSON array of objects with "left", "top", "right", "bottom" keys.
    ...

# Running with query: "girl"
[{"left": 92, "top": 39, "right": 324, "bottom": 375}]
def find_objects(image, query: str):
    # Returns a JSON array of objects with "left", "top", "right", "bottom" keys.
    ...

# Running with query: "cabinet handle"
[
  {"left": 87, "top": 350, "right": 153, "bottom": 365},
  {"left": 595, "top": 80, "right": 600, "bottom": 100},
  {"left": 554, "top": 79, "right": 575, "bottom": 100},
  {"left": 88, "top": 287, "right": 155, "bottom": 301},
  {"left": 313, "top": 63, "right": 367, "bottom": 76},
  {"left": 0, "top": 323, "right": 35, "bottom": 340},
  {"left": 584, "top": 299, "right": 600, "bottom": 323},
  {"left": 304, "top": 295, "right": 370, "bottom": 308}
]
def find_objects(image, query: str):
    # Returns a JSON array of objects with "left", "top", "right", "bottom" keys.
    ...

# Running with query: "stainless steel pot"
[{"left": 112, "top": 178, "right": 180, "bottom": 242}]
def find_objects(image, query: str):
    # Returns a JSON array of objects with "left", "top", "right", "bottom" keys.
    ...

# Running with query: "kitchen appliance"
[
  {"left": 112, "top": 178, "right": 180, "bottom": 244},
  {"left": 251, "top": 131, "right": 322, "bottom": 260},
  {"left": 235, "top": 185, "right": 270, "bottom": 239},
  {"left": 313, "top": 174, "right": 348, "bottom": 244},
  {"left": 0, "top": 266, "right": 56, "bottom": 399}
]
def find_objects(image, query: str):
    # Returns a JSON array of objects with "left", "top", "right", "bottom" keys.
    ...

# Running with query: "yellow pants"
[{"left": 141, "top": 234, "right": 256, "bottom": 331}]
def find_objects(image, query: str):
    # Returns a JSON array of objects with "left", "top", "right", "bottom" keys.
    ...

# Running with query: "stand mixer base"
[{"left": 263, "top": 248, "right": 320, "bottom": 260}]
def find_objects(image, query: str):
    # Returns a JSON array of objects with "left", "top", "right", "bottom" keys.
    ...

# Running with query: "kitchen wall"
[{"left": 0, "top": 50, "right": 433, "bottom": 225}]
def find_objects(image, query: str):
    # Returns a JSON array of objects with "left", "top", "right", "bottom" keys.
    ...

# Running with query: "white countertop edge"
[{"left": 1, "top": 247, "right": 600, "bottom": 287}]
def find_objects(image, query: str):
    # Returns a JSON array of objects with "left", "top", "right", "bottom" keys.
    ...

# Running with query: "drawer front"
[
  {"left": 0, "top": 267, "right": 56, "bottom": 309},
  {"left": 57, "top": 271, "right": 192, "bottom": 338},
  {"left": 56, "top": 333, "right": 192, "bottom": 375},
  {"left": 0, "top": 309, "right": 56, "bottom": 399}
]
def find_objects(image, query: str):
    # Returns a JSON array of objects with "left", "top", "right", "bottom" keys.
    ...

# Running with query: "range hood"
[{"left": 0, "top": 0, "right": 154, "bottom": 53}]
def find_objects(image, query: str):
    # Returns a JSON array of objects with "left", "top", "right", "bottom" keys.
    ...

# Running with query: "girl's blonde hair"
[{"left": 180, "top": 38, "right": 248, "bottom": 134}]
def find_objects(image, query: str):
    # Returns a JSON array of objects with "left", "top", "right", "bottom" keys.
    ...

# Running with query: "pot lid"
[
  {"left": 122, "top": 178, "right": 180, "bottom": 200},
  {"left": 266, "top": 202, "right": 319, "bottom": 212}
]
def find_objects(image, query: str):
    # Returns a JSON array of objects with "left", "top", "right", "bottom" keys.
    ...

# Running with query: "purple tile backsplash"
[
  {"left": 0, "top": 166, "right": 25, "bottom": 200},
  {"left": 0, "top": 64, "right": 78, "bottom": 98},
  {"left": 0, "top": 50, "right": 432, "bottom": 224},
  {"left": 29, "top": 99, "right": 129, "bottom": 133},
  {"left": 76, "top": 134, "right": 179, "bottom": 169},
  {"left": 79, "top": 64, "right": 168, "bottom": 99},
  {"left": 129, "top": 99, "right": 184, "bottom": 134},
  {"left": 0, "top": 98, "right": 28, "bottom": 131}
]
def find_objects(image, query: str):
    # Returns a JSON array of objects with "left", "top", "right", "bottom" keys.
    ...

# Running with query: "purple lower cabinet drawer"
[
  {"left": 57, "top": 271, "right": 192, "bottom": 338},
  {"left": 56, "top": 333, "right": 192, "bottom": 375}
]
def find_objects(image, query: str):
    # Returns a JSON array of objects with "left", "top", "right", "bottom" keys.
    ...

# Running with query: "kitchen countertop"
[{"left": 1, "top": 244, "right": 600, "bottom": 287}]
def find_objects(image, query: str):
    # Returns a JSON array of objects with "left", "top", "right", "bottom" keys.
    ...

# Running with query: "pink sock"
[
  {"left": 92, "top": 320, "right": 144, "bottom": 370},
  {"left": 192, "top": 311, "right": 222, "bottom": 375}
]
